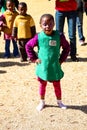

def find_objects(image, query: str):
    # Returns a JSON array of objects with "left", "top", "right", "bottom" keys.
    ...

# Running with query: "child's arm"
[
  {"left": 29, "top": 15, "right": 36, "bottom": 38},
  {"left": 0, "top": 15, "right": 7, "bottom": 31},
  {"left": 30, "top": 25, "right": 36, "bottom": 38},
  {"left": 25, "top": 34, "right": 38, "bottom": 62},
  {"left": 12, "top": 17, "right": 18, "bottom": 40},
  {"left": 59, "top": 34, "right": 70, "bottom": 64},
  {"left": 12, "top": 27, "right": 17, "bottom": 40},
  {"left": 0, "top": 15, "right": 7, "bottom": 30}
]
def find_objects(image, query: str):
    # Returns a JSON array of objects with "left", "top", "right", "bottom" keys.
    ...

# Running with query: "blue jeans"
[
  {"left": 76, "top": 11, "right": 85, "bottom": 41},
  {"left": 4, "top": 39, "right": 19, "bottom": 58},
  {"left": 55, "top": 10, "right": 77, "bottom": 57}
]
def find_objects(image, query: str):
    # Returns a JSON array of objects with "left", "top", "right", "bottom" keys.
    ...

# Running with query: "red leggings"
[{"left": 38, "top": 78, "right": 61, "bottom": 99}]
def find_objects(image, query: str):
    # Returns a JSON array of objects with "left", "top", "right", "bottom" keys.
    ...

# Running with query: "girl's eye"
[{"left": 43, "top": 23, "right": 47, "bottom": 26}]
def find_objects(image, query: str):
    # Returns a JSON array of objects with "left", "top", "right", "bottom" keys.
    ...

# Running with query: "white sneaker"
[
  {"left": 57, "top": 100, "right": 67, "bottom": 109},
  {"left": 79, "top": 40, "right": 85, "bottom": 46},
  {"left": 36, "top": 100, "right": 45, "bottom": 111}
]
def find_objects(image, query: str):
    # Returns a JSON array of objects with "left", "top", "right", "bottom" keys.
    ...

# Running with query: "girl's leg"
[
  {"left": 39, "top": 78, "right": 47, "bottom": 99},
  {"left": 53, "top": 80, "right": 67, "bottom": 109},
  {"left": 37, "top": 78, "right": 47, "bottom": 111},
  {"left": 18, "top": 40, "right": 27, "bottom": 62}
]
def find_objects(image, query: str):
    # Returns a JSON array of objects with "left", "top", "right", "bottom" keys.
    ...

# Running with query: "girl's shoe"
[
  {"left": 79, "top": 40, "right": 85, "bottom": 46},
  {"left": 57, "top": 100, "right": 67, "bottom": 109},
  {"left": 58, "top": 102, "right": 67, "bottom": 109},
  {"left": 36, "top": 100, "right": 45, "bottom": 111},
  {"left": 71, "top": 56, "right": 79, "bottom": 62}
]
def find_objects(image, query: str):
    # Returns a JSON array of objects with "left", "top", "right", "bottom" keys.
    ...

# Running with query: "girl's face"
[
  {"left": 6, "top": 1, "right": 14, "bottom": 11},
  {"left": 18, "top": 5, "right": 27, "bottom": 16},
  {"left": 40, "top": 17, "right": 55, "bottom": 35}
]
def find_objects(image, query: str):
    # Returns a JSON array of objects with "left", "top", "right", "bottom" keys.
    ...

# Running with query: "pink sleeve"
[
  {"left": 59, "top": 34, "right": 70, "bottom": 63},
  {"left": 25, "top": 34, "right": 38, "bottom": 62},
  {"left": 0, "top": 15, "right": 5, "bottom": 26}
]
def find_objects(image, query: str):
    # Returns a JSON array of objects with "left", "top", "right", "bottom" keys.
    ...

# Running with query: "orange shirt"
[
  {"left": 3, "top": 10, "right": 18, "bottom": 34},
  {"left": 13, "top": 14, "right": 35, "bottom": 39}
]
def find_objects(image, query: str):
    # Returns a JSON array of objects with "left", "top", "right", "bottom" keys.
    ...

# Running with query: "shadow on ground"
[
  {"left": 0, "top": 70, "right": 7, "bottom": 74},
  {"left": 0, "top": 61, "right": 30, "bottom": 67},
  {"left": 45, "top": 104, "right": 87, "bottom": 114},
  {"left": 66, "top": 57, "right": 87, "bottom": 62}
]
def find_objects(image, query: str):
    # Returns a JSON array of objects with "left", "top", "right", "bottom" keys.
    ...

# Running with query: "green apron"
[{"left": 36, "top": 31, "right": 64, "bottom": 81}]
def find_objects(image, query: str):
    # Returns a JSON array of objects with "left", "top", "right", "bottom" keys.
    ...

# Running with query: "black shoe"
[
  {"left": 20, "top": 59, "right": 27, "bottom": 62},
  {"left": 71, "top": 56, "right": 79, "bottom": 62}
]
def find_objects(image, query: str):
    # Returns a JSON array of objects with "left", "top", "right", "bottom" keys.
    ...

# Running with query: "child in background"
[
  {"left": 12, "top": 2, "right": 36, "bottom": 62},
  {"left": 0, "top": 0, "right": 19, "bottom": 13},
  {"left": 26, "top": 14, "right": 70, "bottom": 111},
  {"left": 0, "top": 0, "right": 19, "bottom": 58}
]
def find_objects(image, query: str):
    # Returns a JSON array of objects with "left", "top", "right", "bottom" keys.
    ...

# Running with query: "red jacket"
[{"left": 55, "top": 0, "right": 77, "bottom": 11}]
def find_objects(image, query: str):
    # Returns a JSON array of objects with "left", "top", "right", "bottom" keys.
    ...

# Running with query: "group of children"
[
  {"left": 0, "top": 0, "right": 36, "bottom": 61},
  {"left": 0, "top": 0, "right": 19, "bottom": 58}
]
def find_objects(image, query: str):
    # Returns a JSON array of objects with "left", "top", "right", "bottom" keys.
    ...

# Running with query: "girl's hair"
[
  {"left": 40, "top": 14, "right": 54, "bottom": 24},
  {"left": 18, "top": 2, "right": 27, "bottom": 8},
  {"left": 6, "top": 0, "right": 19, "bottom": 9}
]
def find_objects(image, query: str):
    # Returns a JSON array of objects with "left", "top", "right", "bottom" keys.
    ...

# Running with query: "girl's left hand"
[{"left": 35, "top": 59, "right": 41, "bottom": 64}]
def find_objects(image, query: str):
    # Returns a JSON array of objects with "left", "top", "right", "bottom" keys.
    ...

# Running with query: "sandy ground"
[{"left": 0, "top": 0, "right": 87, "bottom": 130}]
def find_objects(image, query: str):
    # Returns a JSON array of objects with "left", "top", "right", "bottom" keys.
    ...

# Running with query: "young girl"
[
  {"left": 25, "top": 14, "right": 70, "bottom": 111},
  {"left": 0, "top": 0, "right": 19, "bottom": 58},
  {"left": 12, "top": 2, "right": 36, "bottom": 62}
]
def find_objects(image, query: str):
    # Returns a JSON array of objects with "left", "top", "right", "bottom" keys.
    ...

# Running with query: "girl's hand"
[
  {"left": 11, "top": 36, "right": 17, "bottom": 42},
  {"left": 2, "top": 23, "right": 7, "bottom": 27},
  {"left": 35, "top": 59, "right": 41, "bottom": 64},
  {"left": 14, "top": 38, "right": 17, "bottom": 42}
]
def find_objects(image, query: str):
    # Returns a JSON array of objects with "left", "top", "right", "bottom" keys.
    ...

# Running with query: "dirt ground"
[{"left": 0, "top": 0, "right": 87, "bottom": 130}]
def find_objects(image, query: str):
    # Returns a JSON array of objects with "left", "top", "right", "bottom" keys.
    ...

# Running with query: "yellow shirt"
[
  {"left": 3, "top": 10, "right": 18, "bottom": 34},
  {"left": 13, "top": 14, "right": 35, "bottom": 39}
]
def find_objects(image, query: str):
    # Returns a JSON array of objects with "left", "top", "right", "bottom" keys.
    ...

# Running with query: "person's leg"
[
  {"left": 4, "top": 39, "right": 10, "bottom": 58},
  {"left": 36, "top": 78, "right": 47, "bottom": 111},
  {"left": 55, "top": 10, "right": 65, "bottom": 33},
  {"left": 76, "top": 11, "right": 85, "bottom": 45},
  {"left": 18, "top": 40, "right": 27, "bottom": 62},
  {"left": 53, "top": 80, "right": 67, "bottom": 109},
  {"left": 67, "top": 11, "right": 79, "bottom": 61},
  {"left": 12, "top": 39, "right": 19, "bottom": 57}
]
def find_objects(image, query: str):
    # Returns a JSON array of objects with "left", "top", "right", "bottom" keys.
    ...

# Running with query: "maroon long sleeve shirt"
[{"left": 25, "top": 33, "right": 70, "bottom": 64}]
